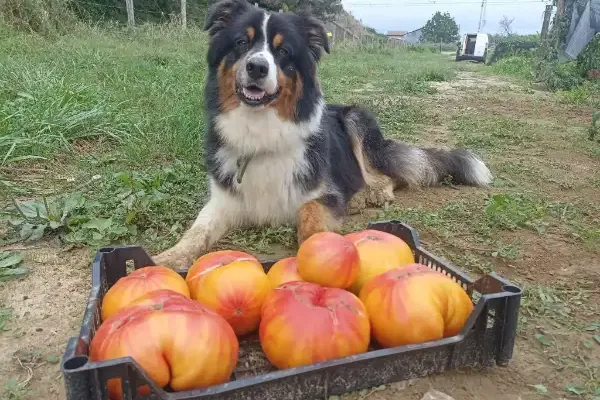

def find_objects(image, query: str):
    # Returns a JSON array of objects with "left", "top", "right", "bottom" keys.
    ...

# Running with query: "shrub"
[
  {"left": 0, "top": 0, "right": 77, "bottom": 35},
  {"left": 576, "top": 35, "right": 600, "bottom": 78}
]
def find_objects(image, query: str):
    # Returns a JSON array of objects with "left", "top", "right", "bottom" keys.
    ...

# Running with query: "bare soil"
[{"left": 2, "top": 71, "right": 600, "bottom": 400}]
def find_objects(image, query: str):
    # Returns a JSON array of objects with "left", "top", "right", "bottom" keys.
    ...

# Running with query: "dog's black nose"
[{"left": 246, "top": 57, "right": 269, "bottom": 80}]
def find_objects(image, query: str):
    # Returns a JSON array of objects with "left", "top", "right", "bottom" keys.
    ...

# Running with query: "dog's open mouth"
[{"left": 237, "top": 85, "right": 280, "bottom": 107}]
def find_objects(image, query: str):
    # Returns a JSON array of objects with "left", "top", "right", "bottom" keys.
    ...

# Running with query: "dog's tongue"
[{"left": 243, "top": 87, "right": 266, "bottom": 100}]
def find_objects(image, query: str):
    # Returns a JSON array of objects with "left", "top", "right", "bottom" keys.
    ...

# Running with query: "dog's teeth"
[{"left": 243, "top": 87, "right": 265, "bottom": 101}]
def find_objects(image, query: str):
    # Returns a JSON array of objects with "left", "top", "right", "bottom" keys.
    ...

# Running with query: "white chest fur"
[{"left": 213, "top": 103, "right": 324, "bottom": 226}]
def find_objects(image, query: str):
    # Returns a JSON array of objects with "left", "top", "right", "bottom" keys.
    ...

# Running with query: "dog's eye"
[
  {"left": 237, "top": 39, "right": 248, "bottom": 48},
  {"left": 277, "top": 48, "right": 289, "bottom": 57}
]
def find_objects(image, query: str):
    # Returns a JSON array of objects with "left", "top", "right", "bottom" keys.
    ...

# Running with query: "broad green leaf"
[
  {"left": 125, "top": 210, "right": 137, "bottom": 224},
  {"left": 46, "top": 354, "right": 60, "bottom": 364},
  {"left": 584, "top": 322, "right": 600, "bottom": 331},
  {"left": 15, "top": 200, "right": 47, "bottom": 219},
  {"left": 82, "top": 218, "right": 114, "bottom": 231},
  {"left": 8, "top": 217, "right": 24, "bottom": 226},
  {"left": 0, "top": 307, "right": 12, "bottom": 331},
  {"left": 531, "top": 384, "right": 547, "bottom": 394},
  {"left": 535, "top": 333, "right": 552, "bottom": 346},
  {"left": 49, "top": 220, "right": 63, "bottom": 229},
  {"left": 115, "top": 172, "right": 132, "bottom": 186},
  {"left": 61, "top": 192, "right": 86, "bottom": 216},
  {"left": 0, "top": 266, "right": 29, "bottom": 281},
  {"left": 20, "top": 223, "right": 46, "bottom": 241},
  {"left": 565, "top": 385, "right": 586, "bottom": 396},
  {"left": 0, "top": 252, "right": 23, "bottom": 269},
  {"left": 593, "top": 335, "right": 600, "bottom": 345}
]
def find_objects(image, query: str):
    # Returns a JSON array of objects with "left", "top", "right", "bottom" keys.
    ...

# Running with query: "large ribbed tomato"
[
  {"left": 266, "top": 257, "right": 303, "bottom": 288},
  {"left": 259, "top": 281, "right": 370, "bottom": 370},
  {"left": 359, "top": 264, "right": 473, "bottom": 348},
  {"left": 90, "top": 291, "right": 238, "bottom": 400},
  {"left": 186, "top": 250, "right": 272, "bottom": 336},
  {"left": 101, "top": 266, "right": 190, "bottom": 321},
  {"left": 344, "top": 229, "right": 415, "bottom": 295},
  {"left": 296, "top": 232, "right": 360, "bottom": 289}
]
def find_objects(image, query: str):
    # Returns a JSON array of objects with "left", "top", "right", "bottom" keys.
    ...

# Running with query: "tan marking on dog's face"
[
  {"left": 217, "top": 59, "right": 241, "bottom": 112},
  {"left": 273, "top": 33, "right": 284, "bottom": 48},
  {"left": 247, "top": 27, "right": 255, "bottom": 41},
  {"left": 270, "top": 70, "right": 302, "bottom": 121}
]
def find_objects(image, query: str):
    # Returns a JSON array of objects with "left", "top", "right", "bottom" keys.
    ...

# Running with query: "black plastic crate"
[{"left": 61, "top": 220, "right": 522, "bottom": 400}]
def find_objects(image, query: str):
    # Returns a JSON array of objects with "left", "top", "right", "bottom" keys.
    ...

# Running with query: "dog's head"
[{"left": 204, "top": 0, "right": 329, "bottom": 120}]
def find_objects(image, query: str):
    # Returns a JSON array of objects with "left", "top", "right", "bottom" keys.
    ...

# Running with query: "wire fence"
[{"left": 67, "top": 0, "right": 453, "bottom": 52}]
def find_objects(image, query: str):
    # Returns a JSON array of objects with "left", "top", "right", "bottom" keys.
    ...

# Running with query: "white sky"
[{"left": 342, "top": 0, "right": 551, "bottom": 35}]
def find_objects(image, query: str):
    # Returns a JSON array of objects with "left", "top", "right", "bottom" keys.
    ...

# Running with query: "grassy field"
[{"left": 1, "top": 23, "right": 600, "bottom": 400}]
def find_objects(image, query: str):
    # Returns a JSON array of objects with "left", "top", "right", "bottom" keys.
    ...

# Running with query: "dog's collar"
[{"left": 235, "top": 156, "right": 252, "bottom": 184}]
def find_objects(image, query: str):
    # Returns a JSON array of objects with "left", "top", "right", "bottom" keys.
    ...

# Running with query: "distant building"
[
  {"left": 386, "top": 28, "right": 423, "bottom": 43},
  {"left": 386, "top": 30, "right": 408, "bottom": 41},
  {"left": 403, "top": 28, "right": 423, "bottom": 44}
]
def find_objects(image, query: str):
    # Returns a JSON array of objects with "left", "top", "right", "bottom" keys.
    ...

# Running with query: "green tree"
[
  {"left": 420, "top": 11, "right": 460, "bottom": 43},
  {"left": 256, "top": 0, "right": 343, "bottom": 21}
]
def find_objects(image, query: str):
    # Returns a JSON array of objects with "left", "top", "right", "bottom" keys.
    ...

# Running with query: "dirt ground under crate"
[{"left": 2, "top": 69, "right": 600, "bottom": 400}]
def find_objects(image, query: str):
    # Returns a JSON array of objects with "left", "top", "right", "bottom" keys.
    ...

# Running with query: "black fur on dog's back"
[{"left": 339, "top": 106, "right": 493, "bottom": 189}]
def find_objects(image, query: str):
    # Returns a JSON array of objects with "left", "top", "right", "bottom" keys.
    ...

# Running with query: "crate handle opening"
[
  {"left": 63, "top": 355, "right": 89, "bottom": 371},
  {"left": 502, "top": 285, "right": 521, "bottom": 294}
]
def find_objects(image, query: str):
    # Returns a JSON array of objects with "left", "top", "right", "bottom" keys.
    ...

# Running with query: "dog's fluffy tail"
[{"left": 340, "top": 106, "right": 493, "bottom": 188}]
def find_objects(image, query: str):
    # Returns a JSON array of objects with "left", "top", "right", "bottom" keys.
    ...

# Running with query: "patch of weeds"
[
  {"left": 495, "top": 160, "right": 546, "bottom": 184},
  {"left": 588, "top": 111, "right": 599, "bottom": 141},
  {"left": 529, "top": 383, "right": 548, "bottom": 394},
  {"left": 0, "top": 380, "right": 31, "bottom": 400},
  {"left": 2, "top": 160, "right": 206, "bottom": 251},
  {"left": 5, "top": 193, "right": 87, "bottom": 242},
  {"left": 357, "top": 96, "right": 431, "bottom": 142},
  {"left": 490, "top": 55, "right": 533, "bottom": 80},
  {"left": 491, "top": 176, "right": 518, "bottom": 188},
  {"left": 444, "top": 250, "right": 495, "bottom": 275},
  {"left": 520, "top": 284, "right": 596, "bottom": 331},
  {"left": 0, "top": 251, "right": 28, "bottom": 281},
  {"left": 378, "top": 200, "right": 473, "bottom": 239},
  {"left": 493, "top": 242, "right": 520, "bottom": 259},
  {"left": 220, "top": 226, "right": 296, "bottom": 255},
  {"left": 547, "top": 201, "right": 600, "bottom": 251},
  {"left": 450, "top": 116, "right": 536, "bottom": 150},
  {"left": 0, "top": 307, "right": 11, "bottom": 332},
  {"left": 484, "top": 193, "right": 548, "bottom": 233},
  {"left": 0, "top": 379, "right": 34, "bottom": 400}
]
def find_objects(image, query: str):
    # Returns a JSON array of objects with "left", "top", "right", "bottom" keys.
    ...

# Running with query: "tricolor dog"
[{"left": 153, "top": 0, "right": 492, "bottom": 268}]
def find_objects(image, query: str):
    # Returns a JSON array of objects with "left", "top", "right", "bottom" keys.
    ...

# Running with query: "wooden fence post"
[
  {"left": 181, "top": 0, "right": 187, "bottom": 28},
  {"left": 540, "top": 4, "right": 552, "bottom": 41},
  {"left": 332, "top": 25, "right": 336, "bottom": 47},
  {"left": 125, "top": 0, "right": 134, "bottom": 26}
]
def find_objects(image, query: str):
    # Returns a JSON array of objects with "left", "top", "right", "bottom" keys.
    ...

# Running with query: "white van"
[{"left": 456, "top": 33, "right": 489, "bottom": 62}]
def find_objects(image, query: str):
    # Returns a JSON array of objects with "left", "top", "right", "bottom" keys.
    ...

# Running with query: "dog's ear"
[
  {"left": 204, "top": 0, "right": 251, "bottom": 36},
  {"left": 302, "top": 16, "right": 330, "bottom": 61}
]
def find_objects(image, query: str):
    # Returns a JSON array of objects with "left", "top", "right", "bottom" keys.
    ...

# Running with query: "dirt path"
[{"left": 1, "top": 70, "right": 599, "bottom": 400}]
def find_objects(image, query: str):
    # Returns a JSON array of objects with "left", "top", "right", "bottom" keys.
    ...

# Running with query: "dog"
[{"left": 152, "top": 0, "right": 492, "bottom": 269}]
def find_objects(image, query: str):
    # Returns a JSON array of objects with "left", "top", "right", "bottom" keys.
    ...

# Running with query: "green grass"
[
  {"left": 0, "top": 307, "right": 11, "bottom": 332},
  {"left": 489, "top": 55, "right": 534, "bottom": 81},
  {"left": 449, "top": 115, "right": 537, "bottom": 151},
  {"left": 1, "top": 20, "right": 600, "bottom": 400},
  {"left": 0, "top": 24, "right": 455, "bottom": 251},
  {"left": 1, "top": 380, "right": 32, "bottom": 400}
]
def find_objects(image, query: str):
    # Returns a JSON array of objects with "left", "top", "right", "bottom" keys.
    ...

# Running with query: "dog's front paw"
[{"left": 152, "top": 249, "right": 195, "bottom": 270}]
